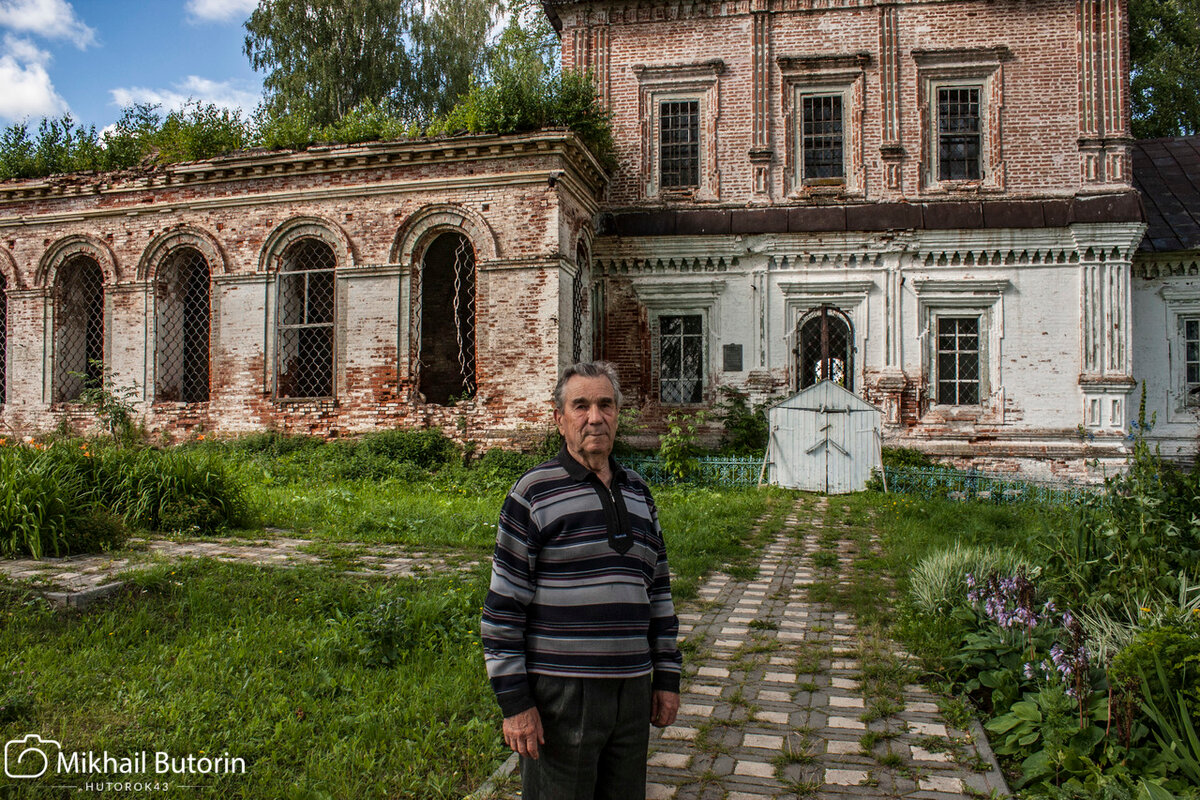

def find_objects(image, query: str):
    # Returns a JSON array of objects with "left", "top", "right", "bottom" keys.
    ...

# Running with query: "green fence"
[{"left": 624, "top": 454, "right": 1098, "bottom": 504}]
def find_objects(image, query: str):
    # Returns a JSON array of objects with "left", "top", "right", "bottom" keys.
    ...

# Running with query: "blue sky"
[{"left": 0, "top": 0, "right": 264, "bottom": 129}]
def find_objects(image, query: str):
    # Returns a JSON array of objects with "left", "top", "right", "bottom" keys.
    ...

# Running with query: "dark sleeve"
[{"left": 644, "top": 487, "right": 682, "bottom": 693}]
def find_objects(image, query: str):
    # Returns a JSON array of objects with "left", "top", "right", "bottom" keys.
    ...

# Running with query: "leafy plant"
[
  {"left": 715, "top": 387, "right": 770, "bottom": 455},
  {"left": 908, "top": 541, "right": 1034, "bottom": 616},
  {"left": 1138, "top": 656, "right": 1200, "bottom": 787},
  {"left": 659, "top": 410, "right": 707, "bottom": 482},
  {"left": 0, "top": 449, "right": 78, "bottom": 558},
  {"left": 71, "top": 360, "right": 141, "bottom": 445}
]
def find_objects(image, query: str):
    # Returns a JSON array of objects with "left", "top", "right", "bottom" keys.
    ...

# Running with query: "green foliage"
[
  {"left": 659, "top": 410, "right": 707, "bottom": 481},
  {"left": 0, "top": 448, "right": 77, "bottom": 558},
  {"left": 361, "top": 578, "right": 484, "bottom": 666},
  {"left": 1138, "top": 655, "right": 1200, "bottom": 787},
  {"left": 1130, "top": 0, "right": 1200, "bottom": 137},
  {"left": 908, "top": 541, "right": 1034, "bottom": 616},
  {"left": 715, "top": 387, "right": 770, "bottom": 455},
  {"left": 71, "top": 360, "right": 141, "bottom": 445},
  {"left": 881, "top": 446, "right": 937, "bottom": 469},
  {"left": 1111, "top": 623, "right": 1200, "bottom": 752},
  {"left": 151, "top": 101, "right": 250, "bottom": 163}
]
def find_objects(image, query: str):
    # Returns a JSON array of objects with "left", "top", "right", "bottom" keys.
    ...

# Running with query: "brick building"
[{"left": 0, "top": 0, "right": 1196, "bottom": 472}]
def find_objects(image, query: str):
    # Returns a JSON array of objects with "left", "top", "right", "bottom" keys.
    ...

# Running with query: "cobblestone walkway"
[
  {"left": 0, "top": 533, "right": 477, "bottom": 600},
  {"left": 640, "top": 496, "right": 1008, "bottom": 799}
]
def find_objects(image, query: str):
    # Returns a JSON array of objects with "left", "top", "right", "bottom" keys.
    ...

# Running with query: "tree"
[
  {"left": 1130, "top": 0, "right": 1200, "bottom": 138},
  {"left": 244, "top": 0, "right": 498, "bottom": 127}
]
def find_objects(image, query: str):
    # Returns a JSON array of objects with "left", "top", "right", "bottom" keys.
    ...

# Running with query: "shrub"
[
  {"left": 882, "top": 446, "right": 937, "bottom": 469},
  {"left": 715, "top": 387, "right": 770, "bottom": 455},
  {"left": 1110, "top": 623, "right": 1200, "bottom": 743},
  {"left": 660, "top": 411, "right": 707, "bottom": 482},
  {"left": 358, "top": 429, "right": 458, "bottom": 469}
]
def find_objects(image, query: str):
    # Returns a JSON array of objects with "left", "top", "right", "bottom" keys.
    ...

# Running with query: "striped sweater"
[{"left": 481, "top": 447, "right": 682, "bottom": 717}]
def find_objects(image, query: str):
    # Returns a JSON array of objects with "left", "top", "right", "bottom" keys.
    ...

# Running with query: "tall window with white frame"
[
  {"left": 659, "top": 314, "right": 703, "bottom": 404},
  {"left": 276, "top": 239, "right": 335, "bottom": 399},
  {"left": 936, "top": 316, "right": 981, "bottom": 405},
  {"left": 53, "top": 255, "right": 105, "bottom": 403},
  {"left": 659, "top": 100, "right": 700, "bottom": 189},
  {"left": 938, "top": 86, "right": 982, "bottom": 180},
  {"left": 0, "top": 273, "right": 6, "bottom": 404},
  {"left": 801, "top": 95, "right": 844, "bottom": 183},
  {"left": 155, "top": 248, "right": 211, "bottom": 403},
  {"left": 1185, "top": 317, "right": 1200, "bottom": 406}
]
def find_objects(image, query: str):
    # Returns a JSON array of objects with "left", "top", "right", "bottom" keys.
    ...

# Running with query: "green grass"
[{"left": 0, "top": 561, "right": 501, "bottom": 799}]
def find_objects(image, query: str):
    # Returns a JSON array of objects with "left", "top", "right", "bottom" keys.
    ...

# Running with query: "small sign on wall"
[{"left": 723, "top": 343, "right": 743, "bottom": 372}]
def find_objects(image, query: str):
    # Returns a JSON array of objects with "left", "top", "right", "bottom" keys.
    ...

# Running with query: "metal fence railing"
[{"left": 624, "top": 454, "right": 1099, "bottom": 504}]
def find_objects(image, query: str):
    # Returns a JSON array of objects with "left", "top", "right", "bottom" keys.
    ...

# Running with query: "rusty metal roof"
[{"left": 1134, "top": 136, "right": 1200, "bottom": 253}]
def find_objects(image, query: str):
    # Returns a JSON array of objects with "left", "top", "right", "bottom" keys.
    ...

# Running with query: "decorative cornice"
[
  {"left": 0, "top": 130, "right": 608, "bottom": 207},
  {"left": 631, "top": 59, "right": 726, "bottom": 79},
  {"left": 911, "top": 45, "right": 1013, "bottom": 66},
  {"left": 778, "top": 279, "right": 874, "bottom": 296},
  {"left": 631, "top": 278, "right": 727, "bottom": 308},
  {"left": 777, "top": 52, "right": 871, "bottom": 72},
  {"left": 912, "top": 277, "right": 1012, "bottom": 296}
]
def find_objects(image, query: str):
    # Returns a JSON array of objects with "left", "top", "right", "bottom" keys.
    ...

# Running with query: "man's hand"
[
  {"left": 651, "top": 690, "right": 679, "bottom": 728},
  {"left": 502, "top": 706, "right": 544, "bottom": 759}
]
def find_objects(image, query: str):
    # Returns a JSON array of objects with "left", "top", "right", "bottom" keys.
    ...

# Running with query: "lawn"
[{"left": 1, "top": 439, "right": 793, "bottom": 799}]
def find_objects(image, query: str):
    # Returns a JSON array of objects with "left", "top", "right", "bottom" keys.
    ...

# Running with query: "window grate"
[
  {"left": 660, "top": 314, "right": 703, "bottom": 403},
  {"left": 276, "top": 239, "right": 335, "bottom": 399},
  {"left": 938, "top": 86, "right": 982, "bottom": 180},
  {"left": 1185, "top": 318, "right": 1199, "bottom": 405},
  {"left": 936, "top": 316, "right": 981, "bottom": 405},
  {"left": 660, "top": 100, "right": 700, "bottom": 189},
  {"left": 53, "top": 256, "right": 105, "bottom": 402},
  {"left": 0, "top": 274, "right": 6, "bottom": 404},
  {"left": 798, "top": 306, "right": 852, "bottom": 390},
  {"left": 802, "top": 95, "right": 844, "bottom": 180},
  {"left": 155, "top": 248, "right": 210, "bottom": 403},
  {"left": 417, "top": 232, "right": 476, "bottom": 404},
  {"left": 572, "top": 244, "right": 588, "bottom": 364}
]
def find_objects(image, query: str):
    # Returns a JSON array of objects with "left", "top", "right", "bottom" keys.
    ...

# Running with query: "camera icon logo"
[{"left": 5, "top": 734, "right": 60, "bottom": 779}]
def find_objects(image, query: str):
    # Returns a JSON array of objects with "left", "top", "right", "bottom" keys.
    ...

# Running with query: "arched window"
[
  {"left": 572, "top": 242, "right": 589, "bottom": 364},
  {"left": 0, "top": 273, "right": 7, "bottom": 404},
  {"left": 155, "top": 248, "right": 211, "bottom": 403},
  {"left": 53, "top": 255, "right": 105, "bottom": 402},
  {"left": 276, "top": 239, "right": 335, "bottom": 399},
  {"left": 418, "top": 232, "right": 476, "bottom": 405},
  {"left": 797, "top": 305, "right": 853, "bottom": 391}
]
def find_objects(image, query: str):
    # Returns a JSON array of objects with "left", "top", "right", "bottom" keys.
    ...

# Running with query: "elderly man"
[{"left": 481, "top": 361, "right": 682, "bottom": 799}]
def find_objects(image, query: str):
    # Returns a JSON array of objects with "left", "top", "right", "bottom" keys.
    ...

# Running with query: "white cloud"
[
  {"left": 110, "top": 75, "right": 260, "bottom": 116},
  {"left": 0, "top": 0, "right": 95, "bottom": 48},
  {"left": 0, "top": 34, "right": 68, "bottom": 121},
  {"left": 185, "top": 0, "right": 256, "bottom": 23}
]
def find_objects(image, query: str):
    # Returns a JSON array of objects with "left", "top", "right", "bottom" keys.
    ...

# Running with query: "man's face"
[{"left": 554, "top": 374, "right": 619, "bottom": 461}]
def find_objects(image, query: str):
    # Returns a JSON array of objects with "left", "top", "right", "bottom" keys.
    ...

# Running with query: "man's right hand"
[{"left": 502, "top": 706, "right": 544, "bottom": 759}]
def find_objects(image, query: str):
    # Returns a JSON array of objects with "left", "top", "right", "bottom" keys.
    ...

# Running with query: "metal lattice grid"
[
  {"left": 938, "top": 86, "right": 982, "bottom": 180},
  {"left": 802, "top": 94, "right": 844, "bottom": 180},
  {"left": 659, "top": 100, "right": 700, "bottom": 188},
  {"left": 417, "top": 232, "right": 476, "bottom": 405},
  {"left": 572, "top": 244, "right": 589, "bottom": 363},
  {"left": 155, "top": 248, "right": 211, "bottom": 403},
  {"left": 0, "top": 274, "right": 6, "bottom": 404},
  {"left": 798, "top": 306, "right": 852, "bottom": 390},
  {"left": 1184, "top": 317, "right": 1199, "bottom": 403},
  {"left": 276, "top": 239, "right": 335, "bottom": 399},
  {"left": 936, "top": 316, "right": 981, "bottom": 405},
  {"left": 659, "top": 314, "right": 703, "bottom": 404},
  {"left": 53, "top": 256, "right": 105, "bottom": 402}
]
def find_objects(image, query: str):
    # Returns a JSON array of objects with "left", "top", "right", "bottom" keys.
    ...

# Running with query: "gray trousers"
[{"left": 520, "top": 674, "right": 653, "bottom": 800}]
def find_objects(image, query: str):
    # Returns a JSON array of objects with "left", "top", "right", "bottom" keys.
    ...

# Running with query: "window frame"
[
  {"left": 914, "top": 46, "right": 1009, "bottom": 194},
  {"left": 1184, "top": 316, "right": 1200, "bottom": 407},
  {"left": 799, "top": 92, "right": 847, "bottom": 186},
  {"left": 655, "top": 311, "right": 707, "bottom": 406},
  {"left": 935, "top": 83, "right": 984, "bottom": 182},
  {"left": 778, "top": 53, "right": 867, "bottom": 198},
  {"left": 933, "top": 313, "right": 984, "bottom": 406},
  {"left": 153, "top": 247, "right": 212, "bottom": 404},
  {"left": 273, "top": 238, "right": 337, "bottom": 402},
  {"left": 633, "top": 60, "right": 724, "bottom": 201}
]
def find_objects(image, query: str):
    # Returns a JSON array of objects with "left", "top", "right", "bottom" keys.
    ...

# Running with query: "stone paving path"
[
  {"left": 488, "top": 495, "right": 1008, "bottom": 799},
  {"left": 639, "top": 496, "right": 1008, "bottom": 799},
  {"left": 0, "top": 533, "right": 477, "bottom": 599}
]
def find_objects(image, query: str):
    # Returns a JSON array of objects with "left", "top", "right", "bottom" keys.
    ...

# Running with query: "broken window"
[
  {"left": 936, "top": 316, "right": 981, "bottom": 404},
  {"left": 938, "top": 86, "right": 982, "bottom": 180},
  {"left": 1185, "top": 317, "right": 1199, "bottom": 406},
  {"left": 276, "top": 239, "right": 335, "bottom": 399},
  {"left": 572, "top": 242, "right": 589, "bottom": 364},
  {"left": 801, "top": 94, "right": 844, "bottom": 182},
  {"left": 155, "top": 248, "right": 211, "bottom": 403},
  {"left": 0, "top": 274, "right": 6, "bottom": 404},
  {"left": 798, "top": 306, "right": 853, "bottom": 390},
  {"left": 659, "top": 100, "right": 700, "bottom": 189},
  {"left": 53, "top": 255, "right": 105, "bottom": 403},
  {"left": 659, "top": 314, "right": 703, "bottom": 404},
  {"left": 418, "top": 232, "right": 476, "bottom": 405}
]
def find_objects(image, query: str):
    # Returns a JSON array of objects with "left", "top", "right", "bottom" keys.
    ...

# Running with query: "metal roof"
[{"left": 1133, "top": 136, "right": 1200, "bottom": 253}]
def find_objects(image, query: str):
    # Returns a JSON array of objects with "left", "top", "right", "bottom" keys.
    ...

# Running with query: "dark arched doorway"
[{"left": 418, "top": 232, "right": 476, "bottom": 404}]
